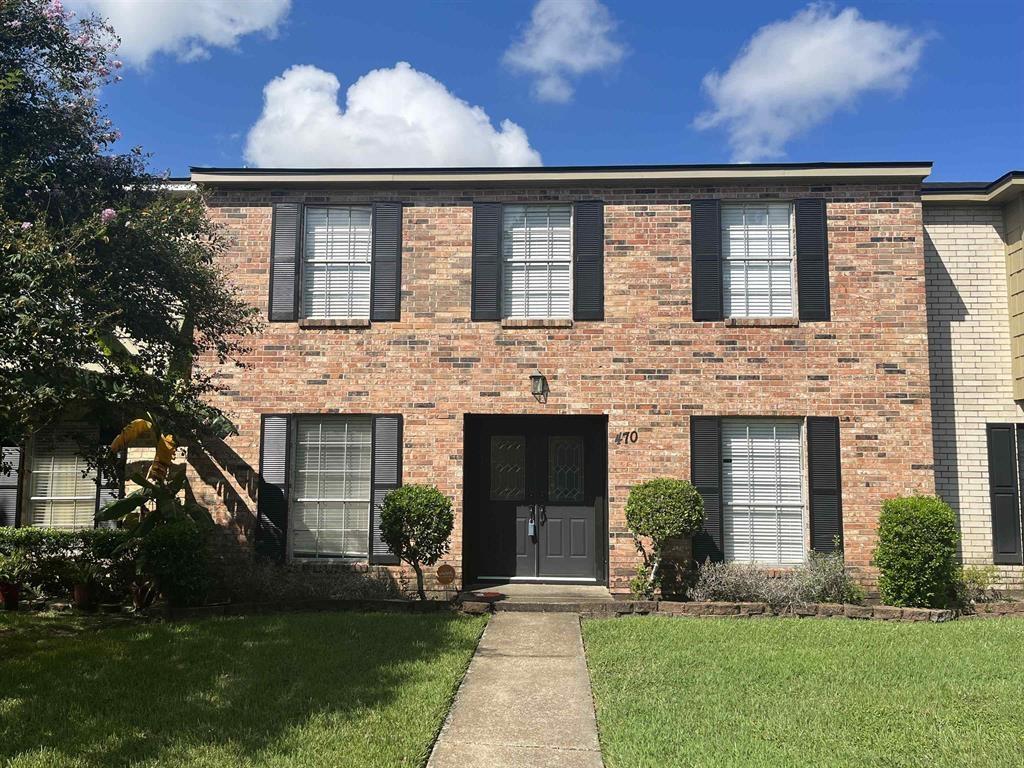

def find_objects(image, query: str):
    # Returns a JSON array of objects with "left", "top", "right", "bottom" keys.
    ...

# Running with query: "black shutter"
[
  {"left": 95, "top": 426, "right": 122, "bottom": 529},
  {"left": 691, "top": 416, "right": 723, "bottom": 562},
  {"left": 0, "top": 446, "right": 22, "bottom": 527},
  {"left": 987, "top": 424, "right": 1024, "bottom": 565},
  {"left": 471, "top": 203, "right": 502, "bottom": 321},
  {"left": 573, "top": 201, "right": 604, "bottom": 320},
  {"left": 795, "top": 198, "right": 830, "bottom": 321},
  {"left": 257, "top": 415, "right": 291, "bottom": 561},
  {"left": 807, "top": 417, "right": 843, "bottom": 552},
  {"left": 269, "top": 203, "right": 301, "bottom": 322},
  {"left": 370, "top": 415, "right": 402, "bottom": 564},
  {"left": 371, "top": 202, "right": 402, "bottom": 321},
  {"left": 690, "top": 199, "right": 723, "bottom": 321}
]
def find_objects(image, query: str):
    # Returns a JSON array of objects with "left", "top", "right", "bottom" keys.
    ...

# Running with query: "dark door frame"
[{"left": 462, "top": 413, "right": 609, "bottom": 586}]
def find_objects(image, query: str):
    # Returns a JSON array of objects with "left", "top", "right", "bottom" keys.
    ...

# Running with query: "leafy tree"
[
  {"left": 380, "top": 485, "right": 454, "bottom": 601},
  {"left": 625, "top": 477, "right": 704, "bottom": 597},
  {"left": 0, "top": 0, "right": 258, "bottom": 472}
]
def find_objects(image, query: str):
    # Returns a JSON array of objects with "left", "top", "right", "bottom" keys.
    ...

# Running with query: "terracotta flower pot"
[
  {"left": 0, "top": 582, "right": 20, "bottom": 611},
  {"left": 73, "top": 582, "right": 96, "bottom": 611}
]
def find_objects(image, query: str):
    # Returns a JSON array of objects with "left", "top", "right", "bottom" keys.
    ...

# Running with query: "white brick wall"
[{"left": 925, "top": 204, "right": 1023, "bottom": 586}]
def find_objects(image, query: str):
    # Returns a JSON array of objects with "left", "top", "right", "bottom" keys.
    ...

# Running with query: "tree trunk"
[{"left": 412, "top": 561, "right": 426, "bottom": 601}]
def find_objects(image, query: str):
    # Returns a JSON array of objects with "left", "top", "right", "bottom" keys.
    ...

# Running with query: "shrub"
[
  {"left": 220, "top": 558, "right": 402, "bottom": 603},
  {"left": 688, "top": 550, "right": 864, "bottom": 607},
  {"left": 625, "top": 478, "right": 704, "bottom": 597},
  {"left": 957, "top": 564, "right": 1001, "bottom": 605},
  {"left": 137, "top": 519, "right": 208, "bottom": 607},
  {"left": 380, "top": 484, "right": 454, "bottom": 600},
  {"left": 873, "top": 495, "right": 959, "bottom": 608}
]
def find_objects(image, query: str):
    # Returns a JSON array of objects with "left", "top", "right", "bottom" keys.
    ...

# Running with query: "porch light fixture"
[{"left": 530, "top": 370, "right": 548, "bottom": 401}]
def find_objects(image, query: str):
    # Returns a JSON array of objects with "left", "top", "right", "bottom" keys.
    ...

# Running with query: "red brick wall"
[{"left": 192, "top": 182, "right": 934, "bottom": 594}]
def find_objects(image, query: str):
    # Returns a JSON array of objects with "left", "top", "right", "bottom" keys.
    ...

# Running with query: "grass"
[
  {"left": 583, "top": 616, "right": 1024, "bottom": 768},
  {"left": 1, "top": 610, "right": 486, "bottom": 767}
]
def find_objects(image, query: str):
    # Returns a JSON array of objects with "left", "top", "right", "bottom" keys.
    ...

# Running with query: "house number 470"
[{"left": 614, "top": 430, "right": 639, "bottom": 446}]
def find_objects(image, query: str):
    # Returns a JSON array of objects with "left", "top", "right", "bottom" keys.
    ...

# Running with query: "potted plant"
[
  {"left": 0, "top": 551, "right": 30, "bottom": 611},
  {"left": 67, "top": 557, "right": 101, "bottom": 611}
]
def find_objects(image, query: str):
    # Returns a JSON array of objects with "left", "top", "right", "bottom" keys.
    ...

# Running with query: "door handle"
[{"left": 538, "top": 505, "right": 547, "bottom": 525}]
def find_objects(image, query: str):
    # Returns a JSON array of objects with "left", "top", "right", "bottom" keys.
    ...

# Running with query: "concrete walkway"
[{"left": 427, "top": 612, "right": 603, "bottom": 768}]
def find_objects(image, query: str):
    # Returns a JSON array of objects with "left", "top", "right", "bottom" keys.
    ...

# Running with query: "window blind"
[
  {"left": 302, "top": 206, "right": 372, "bottom": 320},
  {"left": 502, "top": 204, "right": 572, "bottom": 319},
  {"left": 722, "top": 420, "right": 804, "bottom": 565},
  {"left": 722, "top": 202, "right": 794, "bottom": 318},
  {"left": 28, "top": 427, "right": 97, "bottom": 530},
  {"left": 292, "top": 416, "right": 372, "bottom": 558}
]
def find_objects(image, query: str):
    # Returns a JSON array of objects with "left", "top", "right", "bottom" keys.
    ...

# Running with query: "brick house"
[{"left": 4, "top": 161, "right": 1021, "bottom": 596}]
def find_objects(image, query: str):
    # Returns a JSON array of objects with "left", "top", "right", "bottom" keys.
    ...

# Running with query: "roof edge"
[{"left": 922, "top": 171, "right": 1024, "bottom": 204}]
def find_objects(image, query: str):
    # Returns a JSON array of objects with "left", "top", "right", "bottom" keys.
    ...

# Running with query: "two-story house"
[{"left": 10, "top": 161, "right": 1022, "bottom": 596}]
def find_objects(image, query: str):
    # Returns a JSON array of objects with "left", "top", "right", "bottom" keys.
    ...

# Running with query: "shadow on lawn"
[{"left": 0, "top": 612, "right": 477, "bottom": 766}]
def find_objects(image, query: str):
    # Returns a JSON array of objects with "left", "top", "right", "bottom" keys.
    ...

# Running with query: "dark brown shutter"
[
  {"left": 807, "top": 417, "right": 843, "bottom": 552},
  {"left": 691, "top": 416, "right": 723, "bottom": 562},
  {"left": 795, "top": 198, "right": 831, "bottom": 321},
  {"left": 0, "top": 446, "right": 22, "bottom": 527},
  {"left": 987, "top": 424, "right": 1024, "bottom": 564},
  {"left": 371, "top": 202, "right": 402, "bottom": 321},
  {"left": 370, "top": 415, "right": 402, "bottom": 564},
  {"left": 471, "top": 203, "right": 502, "bottom": 321},
  {"left": 690, "top": 199, "right": 723, "bottom": 321},
  {"left": 573, "top": 200, "right": 604, "bottom": 320},
  {"left": 257, "top": 415, "right": 291, "bottom": 561},
  {"left": 269, "top": 203, "right": 301, "bottom": 322}
]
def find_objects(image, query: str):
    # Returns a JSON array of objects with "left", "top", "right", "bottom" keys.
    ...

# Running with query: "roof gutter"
[{"left": 921, "top": 172, "right": 1024, "bottom": 205}]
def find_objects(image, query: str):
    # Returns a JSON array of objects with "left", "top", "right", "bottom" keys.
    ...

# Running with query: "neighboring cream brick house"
[{"left": 924, "top": 172, "right": 1024, "bottom": 586}]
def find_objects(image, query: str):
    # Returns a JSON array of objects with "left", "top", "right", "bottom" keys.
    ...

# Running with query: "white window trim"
[
  {"left": 299, "top": 205, "right": 374, "bottom": 322},
  {"left": 23, "top": 429, "right": 98, "bottom": 531},
  {"left": 721, "top": 201, "right": 798, "bottom": 320},
  {"left": 289, "top": 415, "right": 373, "bottom": 562},
  {"left": 721, "top": 417, "right": 808, "bottom": 566},
  {"left": 501, "top": 203, "right": 574, "bottom": 320}
]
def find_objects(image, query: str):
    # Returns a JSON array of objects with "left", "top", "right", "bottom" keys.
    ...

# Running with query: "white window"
[
  {"left": 502, "top": 204, "right": 572, "bottom": 319},
  {"left": 302, "top": 206, "right": 372, "bottom": 319},
  {"left": 722, "top": 419, "right": 804, "bottom": 565},
  {"left": 292, "top": 416, "right": 372, "bottom": 559},
  {"left": 722, "top": 202, "right": 794, "bottom": 318},
  {"left": 27, "top": 428, "right": 96, "bottom": 530}
]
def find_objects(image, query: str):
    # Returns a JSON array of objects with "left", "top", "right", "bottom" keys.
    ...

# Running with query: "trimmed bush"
[
  {"left": 625, "top": 478, "right": 704, "bottom": 598},
  {"left": 137, "top": 519, "right": 209, "bottom": 607},
  {"left": 688, "top": 550, "right": 864, "bottom": 607},
  {"left": 873, "top": 495, "right": 959, "bottom": 608},
  {"left": 380, "top": 484, "right": 454, "bottom": 600}
]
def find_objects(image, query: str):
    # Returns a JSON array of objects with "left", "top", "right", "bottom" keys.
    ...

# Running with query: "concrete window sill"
[
  {"left": 724, "top": 317, "right": 800, "bottom": 328},
  {"left": 500, "top": 318, "right": 574, "bottom": 329},
  {"left": 298, "top": 318, "right": 371, "bottom": 329}
]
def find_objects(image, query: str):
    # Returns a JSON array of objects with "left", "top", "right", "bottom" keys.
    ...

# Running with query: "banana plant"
[{"left": 95, "top": 415, "right": 214, "bottom": 547}]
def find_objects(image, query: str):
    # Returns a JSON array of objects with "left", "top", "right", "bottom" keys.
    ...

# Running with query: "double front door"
[{"left": 471, "top": 416, "right": 605, "bottom": 581}]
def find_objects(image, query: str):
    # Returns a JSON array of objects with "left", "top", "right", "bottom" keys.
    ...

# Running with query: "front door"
[{"left": 471, "top": 416, "right": 605, "bottom": 582}]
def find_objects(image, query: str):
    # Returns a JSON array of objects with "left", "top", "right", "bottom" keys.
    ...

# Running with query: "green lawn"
[
  {"left": 1, "top": 610, "right": 486, "bottom": 768},
  {"left": 584, "top": 616, "right": 1024, "bottom": 768}
]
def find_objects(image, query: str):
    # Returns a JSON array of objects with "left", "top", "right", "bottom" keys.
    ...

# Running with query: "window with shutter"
[
  {"left": 722, "top": 419, "right": 804, "bottom": 565},
  {"left": 722, "top": 202, "right": 795, "bottom": 318},
  {"left": 27, "top": 427, "right": 97, "bottom": 530},
  {"left": 502, "top": 204, "right": 573, "bottom": 319},
  {"left": 302, "top": 206, "right": 372, "bottom": 320},
  {"left": 291, "top": 416, "right": 372, "bottom": 559}
]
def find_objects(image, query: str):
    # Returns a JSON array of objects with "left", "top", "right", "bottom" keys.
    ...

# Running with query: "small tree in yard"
[
  {"left": 380, "top": 485, "right": 454, "bottom": 601},
  {"left": 626, "top": 478, "right": 704, "bottom": 598}
]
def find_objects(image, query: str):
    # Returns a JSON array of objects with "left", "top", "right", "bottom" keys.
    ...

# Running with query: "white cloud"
[
  {"left": 503, "top": 0, "right": 625, "bottom": 103},
  {"left": 244, "top": 62, "right": 542, "bottom": 168},
  {"left": 68, "top": 0, "right": 290, "bottom": 66},
  {"left": 695, "top": 5, "right": 928, "bottom": 162}
]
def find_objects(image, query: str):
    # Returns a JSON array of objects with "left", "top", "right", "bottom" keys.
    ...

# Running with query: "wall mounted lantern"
[{"left": 530, "top": 370, "right": 548, "bottom": 402}]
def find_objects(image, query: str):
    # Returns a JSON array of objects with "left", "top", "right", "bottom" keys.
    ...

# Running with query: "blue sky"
[{"left": 85, "top": 0, "right": 1023, "bottom": 181}]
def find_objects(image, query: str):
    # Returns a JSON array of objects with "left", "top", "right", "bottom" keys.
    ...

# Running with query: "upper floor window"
[
  {"left": 27, "top": 427, "right": 97, "bottom": 530},
  {"left": 721, "top": 419, "right": 805, "bottom": 565},
  {"left": 502, "top": 204, "right": 573, "bottom": 320},
  {"left": 291, "top": 416, "right": 372, "bottom": 559},
  {"left": 302, "top": 206, "right": 372, "bottom": 320},
  {"left": 722, "top": 202, "right": 794, "bottom": 318}
]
